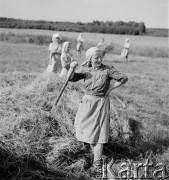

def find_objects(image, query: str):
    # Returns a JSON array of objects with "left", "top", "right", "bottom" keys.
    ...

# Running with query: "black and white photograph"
[{"left": 0, "top": 0, "right": 168, "bottom": 179}]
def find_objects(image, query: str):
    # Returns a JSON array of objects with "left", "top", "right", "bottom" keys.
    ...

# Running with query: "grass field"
[
  {"left": 0, "top": 28, "right": 168, "bottom": 48},
  {"left": 0, "top": 28, "right": 168, "bottom": 59},
  {"left": 0, "top": 29, "right": 169, "bottom": 179}
]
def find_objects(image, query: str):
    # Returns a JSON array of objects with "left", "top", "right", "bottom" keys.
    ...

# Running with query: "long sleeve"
[{"left": 69, "top": 73, "right": 85, "bottom": 82}]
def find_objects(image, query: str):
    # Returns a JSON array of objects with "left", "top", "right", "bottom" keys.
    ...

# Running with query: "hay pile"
[{"left": 0, "top": 72, "right": 133, "bottom": 179}]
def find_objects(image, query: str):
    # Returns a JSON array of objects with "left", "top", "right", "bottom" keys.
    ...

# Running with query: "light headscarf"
[
  {"left": 125, "top": 38, "right": 130, "bottom": 48},
  {"left": 62, "top": 41, "right": 70, "bottom": 54},
  {"left": 86, "top": 47, "right": 102, "bottom": 61},
  {"left": 52, "top": 33, "right": 61, "bottom": 42}
]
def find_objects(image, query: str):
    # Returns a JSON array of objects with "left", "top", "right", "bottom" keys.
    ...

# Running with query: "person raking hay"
[{"left": 67, "top": 47, "right": 128, "bottom": 177}]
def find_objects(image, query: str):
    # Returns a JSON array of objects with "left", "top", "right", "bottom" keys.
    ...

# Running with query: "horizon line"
[{"left": 0, "top": 16, "right": 168, "bottom": 30}]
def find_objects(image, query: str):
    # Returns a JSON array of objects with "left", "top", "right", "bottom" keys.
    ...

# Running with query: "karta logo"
[
  {"left": 96, "top": 156, "right": 116, "bottom": 180},
  {"left": 97, "top": 157, "right": 169, "bottom": 180}
]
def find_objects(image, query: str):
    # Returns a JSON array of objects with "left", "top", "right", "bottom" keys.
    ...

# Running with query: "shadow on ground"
[{"left": 0, "top": 145, "right": 87, "bottom": 180}]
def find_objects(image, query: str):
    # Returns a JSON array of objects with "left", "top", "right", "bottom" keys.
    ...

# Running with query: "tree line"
[{"left": 0, "top": 17, "right": 146, "bottom": 35}]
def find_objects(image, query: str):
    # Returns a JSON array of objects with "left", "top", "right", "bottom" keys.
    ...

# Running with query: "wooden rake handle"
[{"left": 54, "top": 67, "right": 75, "bottom": 107}]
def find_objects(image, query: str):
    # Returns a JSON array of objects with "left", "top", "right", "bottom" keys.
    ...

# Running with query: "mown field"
[
  {"left": 0, "top": 29, "right": 168, "bottom": 180},
  {"left": 0, "top": 28, "right": 168, "bottom": 58},
  {"left": 0, "top": 28, "right": 168, "bottom": 47}
]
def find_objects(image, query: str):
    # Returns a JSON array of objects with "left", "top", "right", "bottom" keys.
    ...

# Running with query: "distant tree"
[
  {"left": 0, "top": 17, "right": 148, "bottom": 36},
  {"left": 138, "top": 22, "right": 146, "bottom": 34}
]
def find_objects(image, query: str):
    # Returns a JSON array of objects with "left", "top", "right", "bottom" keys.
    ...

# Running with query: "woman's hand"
[{"left": 70, "top": 61, "right": 78, "bottom": 69}]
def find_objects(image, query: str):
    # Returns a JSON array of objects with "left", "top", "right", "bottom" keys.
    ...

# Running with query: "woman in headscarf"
[
  {"left": 59, "top": 41, "right": 74, "bottom": 78},
  {"left": 67, "top": 47, "right": 128, "bottom": 178},
  {"left": 81, "top": 38, "right": 106, "bottom": 67},
  {"left": 76, "top": 33, "right": 84, "bottom": 55},
  {"left": 46, "top": 33, "right": 62, "bottom": 73},
  {"left": 121, "top": 38, "right": 130, "bottom": 62}
]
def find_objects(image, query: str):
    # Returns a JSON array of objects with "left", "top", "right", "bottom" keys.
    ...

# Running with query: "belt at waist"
[{"left": 84, "top": 94, "right": 106, "bottom": 99}]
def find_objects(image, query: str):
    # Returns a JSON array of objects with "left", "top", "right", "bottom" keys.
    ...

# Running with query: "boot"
[{"left": 88, "top": 159, "right": 103, "bottom": 179}]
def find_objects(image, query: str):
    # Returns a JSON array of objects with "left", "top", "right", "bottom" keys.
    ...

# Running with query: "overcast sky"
[{"left": 0, "top": 0, "right": 168, "bottom": 28}]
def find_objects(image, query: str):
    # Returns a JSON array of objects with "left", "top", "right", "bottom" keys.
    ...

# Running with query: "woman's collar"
[{"left": 92, "top": 64, "right": 103, "bottom": 71}]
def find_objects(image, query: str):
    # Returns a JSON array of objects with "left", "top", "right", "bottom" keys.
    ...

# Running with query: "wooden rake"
[{"left": 51, "top": 67, "right": 76, "bottom": 114}]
